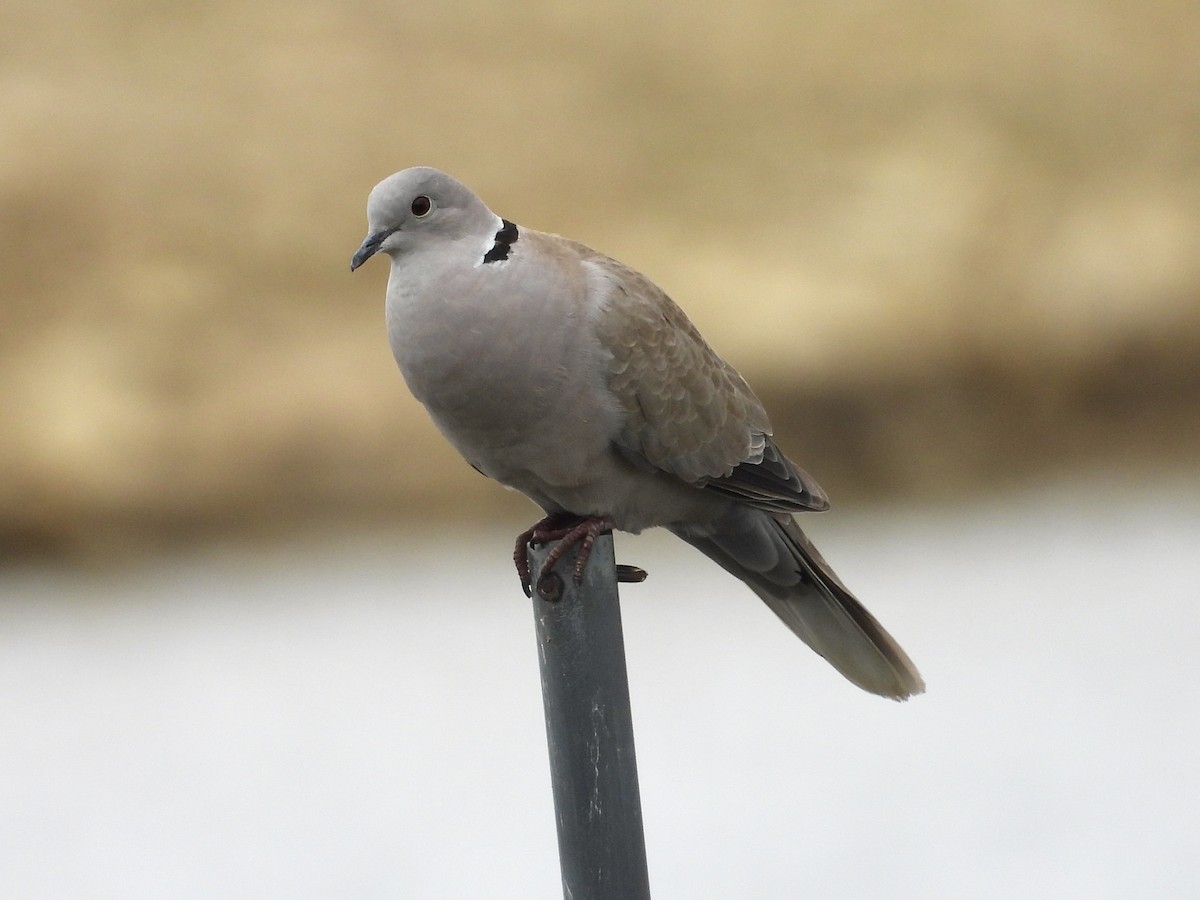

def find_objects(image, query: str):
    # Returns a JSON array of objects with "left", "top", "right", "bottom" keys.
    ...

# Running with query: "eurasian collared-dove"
[{"left": 351, "top": 167, "right": 924, "bottom": 700}]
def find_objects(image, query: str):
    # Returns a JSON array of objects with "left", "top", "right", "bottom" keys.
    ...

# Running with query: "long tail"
[{"left": 670, "top": 507, "right": 924, "bottom": 700}]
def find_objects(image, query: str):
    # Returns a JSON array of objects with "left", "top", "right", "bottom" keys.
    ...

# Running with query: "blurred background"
[{"left": 2, "top": 1, "right": 1198, "bottom": 897}]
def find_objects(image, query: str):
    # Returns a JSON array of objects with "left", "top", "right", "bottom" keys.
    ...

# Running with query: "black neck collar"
[{"left": 482, "top": 219, "right": 518, "bottom": 264}]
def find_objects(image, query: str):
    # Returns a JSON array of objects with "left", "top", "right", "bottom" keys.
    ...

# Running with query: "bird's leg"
[
  {"left": 513, "top": 513, "right": 583, "bottom": 596},
  {"left": 535, "top": 514, "right": 616, "bottom": 588},
  {"left": 513, "top": 513, "right": 621, "bottom": 596}
]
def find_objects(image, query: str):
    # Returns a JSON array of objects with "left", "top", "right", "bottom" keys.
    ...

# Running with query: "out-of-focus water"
[{"left": 2, "top": 477, "right": 1198, "bottom": 899}]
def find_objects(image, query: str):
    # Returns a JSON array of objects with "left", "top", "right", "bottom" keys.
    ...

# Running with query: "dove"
[{"left": 351, "top": 167, "right": 923, "bottom": 700}]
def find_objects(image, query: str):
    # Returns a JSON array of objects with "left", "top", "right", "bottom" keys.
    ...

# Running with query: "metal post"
[{"left": 528, "top": 533, "right": 652, "bottom": 900}]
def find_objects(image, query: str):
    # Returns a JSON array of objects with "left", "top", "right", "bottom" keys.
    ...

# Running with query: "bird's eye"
[{"left": 411, "top": 195, "right": 432, "bottom": 217}]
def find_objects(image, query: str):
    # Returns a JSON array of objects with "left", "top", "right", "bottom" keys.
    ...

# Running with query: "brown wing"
[{"left": 587, "top": 254, "right": 828, "bottom": 513}]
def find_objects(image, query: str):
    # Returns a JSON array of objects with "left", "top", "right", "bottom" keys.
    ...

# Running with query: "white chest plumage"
[{"left": 385, "top": 232, "right": 621, "bottom": 491}]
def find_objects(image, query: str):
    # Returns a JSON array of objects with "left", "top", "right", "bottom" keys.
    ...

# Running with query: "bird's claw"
[
  {"left": 513, "top": 513, "right": 577, "bottom": 596},
  {"left": 616, "top": 564, "right": 648, "bottom": 583},
  {"left": 515, "top": 513, "right": 643, "bottom": 594}
]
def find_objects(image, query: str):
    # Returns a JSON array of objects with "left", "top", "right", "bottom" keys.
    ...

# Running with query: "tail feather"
[{"left": 671, "top": 508, "right": 924, "bottom": 700}]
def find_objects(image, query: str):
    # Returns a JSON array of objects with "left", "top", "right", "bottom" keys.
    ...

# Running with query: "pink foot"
[
  {"left": 513, "top": 513, "right": 577, "bottom": 595},
  {"left": 513, "top": 513, "right": 615, "bottom": 596}
]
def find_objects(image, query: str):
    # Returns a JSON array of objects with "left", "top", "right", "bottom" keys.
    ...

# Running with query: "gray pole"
[{"left": 528, "top": 533, "right": 652, "bottom": 900}]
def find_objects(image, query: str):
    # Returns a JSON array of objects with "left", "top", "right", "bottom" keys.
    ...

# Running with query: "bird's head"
[{"left": 350, "top": 167, "right": 497, "bottom": 271}]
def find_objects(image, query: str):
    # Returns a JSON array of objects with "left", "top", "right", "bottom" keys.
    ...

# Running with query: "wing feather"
[{"left": 586, "top": 254, "right": 827, "bottom": 512}]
